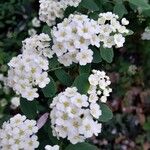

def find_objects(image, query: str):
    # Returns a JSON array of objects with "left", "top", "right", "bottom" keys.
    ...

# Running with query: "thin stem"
[{"left": 48, "top": 66, "right": 63, "bottom": 72}]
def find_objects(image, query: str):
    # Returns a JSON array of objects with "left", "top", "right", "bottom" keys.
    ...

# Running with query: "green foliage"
[
  {"left": 42, "top": 76, "right": 57, "bottom": 98},
  {"left": 65, "top": 142, "right": 98, "bottom": 150},
  {"left": 79, "top": 64, "right": 91, "bottom": 74},
  {"left": 73, "top": 73, "right": 90, "bottom": 94},
  {"left": 20, "top": 98, "right": 38, "bottom": 119},
  {"left": 100, "top": 47, "right": 114, "bottom": 63},
  {"left": 98, "top": 103, "right": 113, "bottom": 122}
]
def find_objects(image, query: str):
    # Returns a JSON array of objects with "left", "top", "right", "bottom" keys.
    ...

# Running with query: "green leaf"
[
  {"left": 98, "top": 103, "right": 113, "bottom": 122},
  {"left": 129, "top": 0, "right": 150, "bottom": 10},
  {"left": 42, "top": 76, "right": 57, "bottom": 98},
  {"left": 92, "top": 47, "right": 102, "bottom": 63},
  {"left": 42, "top": 25, "right": 51, "bottom": 36},
  {"left": 113, "top": 2, "right": 128, "bottom": 18},
  {"left": 49, "top": 57, "right": 59, "bottom": 70},
  {"left": 80, "top": 0, "right": 99, "bottom": 11},
  {"left": 65, "top": 142, "right": 98, "bottom": 150},
  {"left": 73, "top": 73, "right": 90, "bottom": 94},
  {"left": 100, "top": 47, "right": 114, "bottom": 63},
  {"left": 55, "top": 69, "right": 73, "bottom": 86},
  {"left": 20, "top": 98, "right": 38, "bottom": 119},
  {"left": 79, "top": 64, "right": 91, "bottom": 74}
]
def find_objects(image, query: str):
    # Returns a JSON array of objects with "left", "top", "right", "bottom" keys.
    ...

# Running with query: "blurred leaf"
[
  {"left": 73, "top": 73, "right": 90, "bottom": 94},
  {"left": 20, "top": 98, "right": 38, "bottom": 119},
  {"left": 55, "top": 69, "right": 73, "bottom": 86},
  {"left": 65, "top": 142, "right": 98, "bottom": 150},
  {"left": 98, "top": 103, "right": 113, "bottom": 122},
  {"left": 80, "top": 0, "right": 99, "bottom": 11},
  {"left": 42, "top": 25, "right": 51, "bottom": 37},
  {"left": 42, "top": 76, "right": 57, "bottom": 98},
  {"left": 92, "top": 47, "right": 102, "bottom": 63}
]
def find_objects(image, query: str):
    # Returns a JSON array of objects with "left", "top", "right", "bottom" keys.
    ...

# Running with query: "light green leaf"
[
  {"left": 65, "top": 142, "right": 98, "bottom": 150},
  {"left": 98, "top": 103, "right": 113, "bottom": 122},
  {"left": 100, "top": 47, "right": 114, "bottom": 63},
  {"left": 20, "top": 98, "right": 38, "bottom": 119},
  {"left": 73, "top": 73, "right": 90, "bottom": 94},
  {"left": 42, "top": 76, "right": 57, "bottom": 98}
]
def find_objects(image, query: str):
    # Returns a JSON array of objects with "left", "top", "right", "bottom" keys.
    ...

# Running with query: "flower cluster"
[
  {"left": 7, "top": 53, "right": 50, "bottom": 101},
  {"left": 39, "top": 0, "right": 81, "bottom": 26},
  {"left": 22, "top": 33, "right": 53, "bottom": 59},
  {"left": 88, "top": 70, "right": 112, "bottom": 103},
  {"left": 98, "top": 12, "right": 129, "bottom": 48},
  {"left": 50, "top": 87, "right": 102, "bottom": 144},
  {"left": 0, "top": 114, "right": 39, "bottom": 150},
  {"left": 51, "top": 14, "right": 100, "bottom": 66}
]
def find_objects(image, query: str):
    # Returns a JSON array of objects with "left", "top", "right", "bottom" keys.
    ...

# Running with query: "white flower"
[
  {"left": 45, "top": 145, "right": 59, "bottom": 150},
  {"left": 114, "top": 34, "right": 125, "bottom": 48},
  {"left": 128, "top": 65, "right": 137, "bottom": 75},
  {"left": 7, "top": 53, "right": 50, "bottom": 100},
  {"left": 11, "top": 97, "right": 20, "bottom": 109},
  {"left": 141, "top": 27, "right": 150, "bottom": 40},
  {"left": 50, "top": 87, "right": 102, "bottom": 144},
  {"left": 28, "top": 28, "right": 37, "bottom": 36},
  {"left": 88, "top": 70, "right": 112, "bottom": 103},
  {"left": 32, "top": 17, "right": 41, "bottom": 27},
  {"left": 0, "top": 114, "right": 39, "bottom": 150},
  {"left": 90, "top": 103, "right": 102, "bottom": 119},
  {"left": 121, "top": 18, "right": 129, "bottom": 25}
]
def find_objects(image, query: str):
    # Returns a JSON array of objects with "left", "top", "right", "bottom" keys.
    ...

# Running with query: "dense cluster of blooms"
[
  {"left": 88, "top": 70, "right": 112, "bottom": 103},
  {"left": 39, "top": 0, "right": 81, "bottom": 26},
  {"left": 45, "top": 145, "right": 59, "bottom": 150},
  {"left": 0, "top": 114, "right": 39, "bottom": 150},
  {"left": 51, "top": 14, "right": 100, "bottom": 66},
  {"left": 141, "top": 27, "right": 150, "bottom": 40},
  {"left": 22, "top": 33, "right": 53, "bottom": 59},
  {"left": 50, "top": 87, "right": 102, "bottom": 144},
  {"left": 7, "top": 53, "right": 50, "bottom": 101},
  {"left": 98, "top": 12, "right": 129, "bottom": 48}
]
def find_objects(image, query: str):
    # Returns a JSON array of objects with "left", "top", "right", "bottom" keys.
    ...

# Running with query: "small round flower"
[
  {"left": 28, "top": 28, "right": 37, "bottom": 36},
  {"left": 11, "top": 97, "right": 20, "bottom": 109},
  {"left": 32, "top": 17, "right": 41, "bottom": 27},
  {"left": 45, "top": 145, "right": 59, "bottom": 150},
  {"left": 0, "top": 114, "right": 39, "bottom": 150}
]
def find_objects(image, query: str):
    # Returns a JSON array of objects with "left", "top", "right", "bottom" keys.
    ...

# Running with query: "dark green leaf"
[
  {"left": 100, "top": 47, "right": 114, "bottom": 63},
  {"left": 80, "top": 0, "right": 99, "bottom": 11},
  {"left": 129, "top": 0, "right": 150, "bottom": 10},
  {"left": 20, "top": 98, "right": 38, "bottom": 119},
  {"left": 113, "top": 3, "right": 128, "bottom": 18},
  {"left": 79, "top": 64, "right": 91, "bottom": 74},
  {"left": 92, "top": 47, "right": 102, "bottom": 63},
  {"left": 55, "top": 69, "right": 73, "bottom": 86},
  {"left": 65, "top": 142, "right": 98, "bottom": 150},
  {"left": 73, "top": 73, "right": 90, "bottom": 94},
  {"left": 42, "top": 76, "right": 57, "bottom": 98},
  {"left": 98, "top": 103, "right": 113, "bottom": 122},
  {"left": 42, "top": 25, "right": 51, "bottom": 36}
]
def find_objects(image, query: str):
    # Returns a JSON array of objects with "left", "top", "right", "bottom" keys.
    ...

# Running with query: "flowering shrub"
[{"left": 1, "top": 0, "right": 150, "bottom": 149}]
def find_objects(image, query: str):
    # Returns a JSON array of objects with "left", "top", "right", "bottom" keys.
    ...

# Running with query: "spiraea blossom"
[
  {"left": 39, "top": 0, "right": 81, "bottom": 26},
  {"left": 32, "top": 17, "right": 41, "bottom": 28},
  {"left": 98, "top": 12, "right": 129, "bottom": 48},
  {"left": 45, "top": 145, "right": 59, "bottom": 150},
  {"left": 7, "top": 53, "right": 50, "bottom": 101},
  {"left": 141, "top": 27, "right": 150, "bottom": 40},
  {"left": 88, "top": 70, "right": 112, "bottom": 103},
  {"left": 51, "top": 14, "right": 100, "bottom": 66},
  {"left": 22, "top": 33, "right": 53, "bottom": 59},
  {"left": 0, "top": 114, "right": 39, "bottom": 150},
  {"left": 50, "top": 87, "right": 102, "bottom": 144}
]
